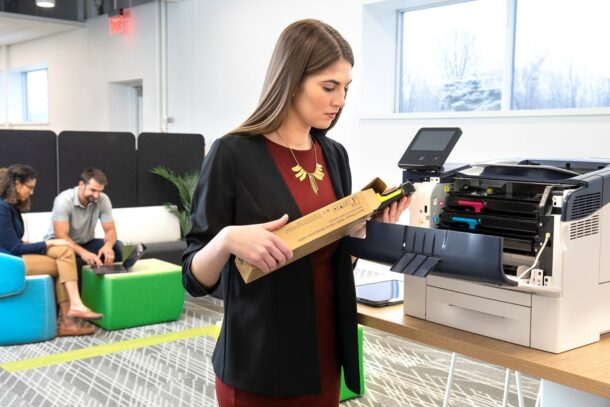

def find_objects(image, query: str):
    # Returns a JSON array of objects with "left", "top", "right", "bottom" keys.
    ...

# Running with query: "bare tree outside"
[
  {"left": 513, "top": 57, "right": 545, "bottom": 109},
  {"left": 401, "top": 68, "right": 443, "bottom": 112},
  {"left": 441, "top": 30, "right": 476, "bottom": 81},
  {"left": 398, "top": 0, "right": 610, "bottom": 113},
  {"left": 548, "top": 65, "right": 581, "bottom": 108},
  {"left": 512, "top": 0, "right": 610, "bottom": 111},
  {"left": 438, "top": 31, "right": 500, "bottom": 111},
  {"left": 514, "top": 59, "right": 610, "bottom": 110},
  {"left": 399, "top": 1, "right": 503, "bottom": 113}
]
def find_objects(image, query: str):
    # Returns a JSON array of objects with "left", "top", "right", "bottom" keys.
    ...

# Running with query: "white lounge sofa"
[{"left": 22, "top": 205, "right": 186, "bottom": 265}]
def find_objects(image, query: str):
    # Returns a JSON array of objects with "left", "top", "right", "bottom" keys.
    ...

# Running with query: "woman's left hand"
[
  {"left": 372, "top": 195, "right": 411, "bottom": 224},
  {"left": 350, "top": 194, "right": 412, "bottom": 240}
]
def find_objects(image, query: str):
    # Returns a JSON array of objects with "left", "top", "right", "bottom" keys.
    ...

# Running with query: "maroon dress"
[{"left": 215, "top": 137, "right": 342, "bottom": 407}]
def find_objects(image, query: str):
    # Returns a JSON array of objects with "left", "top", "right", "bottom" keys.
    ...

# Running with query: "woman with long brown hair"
[
  {"left": 183, "top": 19, "right": 410, "bottom": 406},
  {"left": 0, "top": 164, "right": 102, "bottom": 337}
]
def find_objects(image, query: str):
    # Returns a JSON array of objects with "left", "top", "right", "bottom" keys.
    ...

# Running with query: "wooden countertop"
[{"left": 357, "top": 304, "right": 610, "bottom": 399}]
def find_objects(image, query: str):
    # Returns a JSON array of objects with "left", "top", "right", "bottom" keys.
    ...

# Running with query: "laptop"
[{"left": 93, "top": 242, "right": 147, "bottom": 275}]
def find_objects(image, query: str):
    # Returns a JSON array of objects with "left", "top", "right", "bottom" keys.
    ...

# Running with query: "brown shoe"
[
  {"left": 66, "top": 308, "right": 103, "bottom": 321},
  {"left": 57, "top": 324, "right": 96, "bottom": 337}
]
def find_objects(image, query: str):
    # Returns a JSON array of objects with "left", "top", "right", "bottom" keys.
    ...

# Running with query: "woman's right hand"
[
  {"left": 221, "top": 214, "right": 293, "bottom": 273},
  {"left": 46, "top": 239, "right": 71, "bottom": 248}
]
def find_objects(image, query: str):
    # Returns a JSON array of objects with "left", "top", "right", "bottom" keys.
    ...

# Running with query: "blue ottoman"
[{"left": 0, "top": 253, "right": 57, "bottom": 346}]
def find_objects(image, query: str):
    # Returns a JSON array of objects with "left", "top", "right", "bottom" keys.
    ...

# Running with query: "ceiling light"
[{"left": 36, "top": 0, "right": 55, "bottom": 8}]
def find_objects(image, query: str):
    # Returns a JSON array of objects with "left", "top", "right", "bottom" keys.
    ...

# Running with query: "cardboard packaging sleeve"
[{"left": 235, "top": 178, "right": 390, "bottom": 284}]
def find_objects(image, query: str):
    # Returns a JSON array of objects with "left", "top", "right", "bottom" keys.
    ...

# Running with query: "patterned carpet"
[{"left": 0, "top": 267, "right": 540, "bottom": 406}]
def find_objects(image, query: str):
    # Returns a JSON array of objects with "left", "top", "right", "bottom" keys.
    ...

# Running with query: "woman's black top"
[{"left": 181, "top": 133, "right": 360, "bottom": 397}]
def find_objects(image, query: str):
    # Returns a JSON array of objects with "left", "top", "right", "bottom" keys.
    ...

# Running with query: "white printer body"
[{"left": 403, "top": 159, "right": 610, "bottom": 353}]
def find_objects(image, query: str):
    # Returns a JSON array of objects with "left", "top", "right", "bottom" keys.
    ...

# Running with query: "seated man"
[{"left": 45, "top": 168, "right": 122, "bottom": 269}]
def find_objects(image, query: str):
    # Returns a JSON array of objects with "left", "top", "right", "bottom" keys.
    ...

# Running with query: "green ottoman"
[
  {"left": 82, "top": 259, "right": 185, "bottom": 330},
  {"left": 340, "top": 324, "right": 365, "bottom": 401}
]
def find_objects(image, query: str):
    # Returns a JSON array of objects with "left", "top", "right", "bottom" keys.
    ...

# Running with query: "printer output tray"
[{"left": 347, "top": 221, "right": 516, "bottom": 286}]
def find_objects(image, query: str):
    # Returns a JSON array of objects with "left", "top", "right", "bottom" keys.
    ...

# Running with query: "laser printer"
[{"left": 349, "top": 128, "right": 610, "bottom": 352}]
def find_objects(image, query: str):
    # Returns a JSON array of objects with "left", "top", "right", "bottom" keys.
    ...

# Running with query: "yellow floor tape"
[{"left": 0, "top": 324, "right": 220, "bottom": 373}]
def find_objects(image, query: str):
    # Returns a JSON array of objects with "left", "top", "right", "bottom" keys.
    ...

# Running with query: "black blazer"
[
  {"left": 182, "top": 133, "right": 360, "bottom": 397},
  {"left": 0, "top": 199, "right": 46, "bottom": 256}
]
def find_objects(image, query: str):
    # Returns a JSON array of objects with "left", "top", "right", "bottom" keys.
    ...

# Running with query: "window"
[
  {"left": 23, "top": 69, "right": 48, "bottom": 122},
  {"left": 399, "top": 0, "right": 505, "bottom": 113},
  {"left": 513, "top": 0, "right": 610, "bottom": 110},
  {"left": 7, "top": 66, "right": 48, "bottom": 123},
  {"left": 397, "top": 0, "right": 610, "bottom": 113}
]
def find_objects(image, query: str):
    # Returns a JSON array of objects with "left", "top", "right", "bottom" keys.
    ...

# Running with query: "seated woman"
[{"left": 0, "top": 164, "right": 102, "bottom": 337}]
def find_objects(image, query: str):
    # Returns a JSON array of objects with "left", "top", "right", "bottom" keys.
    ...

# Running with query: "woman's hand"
[
  {"left": 373, "top": 194, "right": 412, "bottom": 224},
  {"left": 350, "top": 193, "right": 412, "bottom": 239},
  {"left": 222, "top": 214, "right": 294, "bottom": 273}
]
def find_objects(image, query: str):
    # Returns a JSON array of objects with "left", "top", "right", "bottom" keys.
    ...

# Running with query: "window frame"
[{"left": 361, "top": 0, "right": 610, "bottom": 119}]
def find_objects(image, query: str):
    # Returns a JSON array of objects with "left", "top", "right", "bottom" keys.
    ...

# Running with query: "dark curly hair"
[{"left": 0, "top": 164, "right": 37, "bottom": 212}]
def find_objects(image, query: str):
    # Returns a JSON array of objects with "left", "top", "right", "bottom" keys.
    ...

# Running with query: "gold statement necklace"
[{"left": 275, "top": 130, "right": 324, "bottom": 194}]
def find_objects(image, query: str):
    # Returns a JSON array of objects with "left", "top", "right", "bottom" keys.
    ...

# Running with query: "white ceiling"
[{"left": 0, "top": 12, "right": 83, "bottom": 46}]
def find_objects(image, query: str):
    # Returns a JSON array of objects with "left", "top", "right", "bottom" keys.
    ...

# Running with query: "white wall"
[
  {"left": 166, "top": 0, "right": 610, "bottom": 188},
  {"left": 167, "top": 0, "right": 361, "bottom": 143},
  {"left": 7, "top": 2, "right": 160, "bottom": 134},
  {"left": 6, "top": 0, "right": 610, "bottom": 189}
]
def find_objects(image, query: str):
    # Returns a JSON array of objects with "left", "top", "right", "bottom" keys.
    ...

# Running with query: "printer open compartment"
[
  {"left": 392, "top": 158, "right": 610, "bottom": 352},
  {"left": 359, "top": 125, "right": 610, "bottom": 352},
  {"left": 413, "top": 161, "right": 604, "bottom": 283},
  {"left": 438, "top": 175, "right": 560, "bottom": 281}
]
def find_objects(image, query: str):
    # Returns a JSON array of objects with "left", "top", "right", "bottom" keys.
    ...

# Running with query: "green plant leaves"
[{"left": 150, "top": 166, "right": 199, "bottom": 238}]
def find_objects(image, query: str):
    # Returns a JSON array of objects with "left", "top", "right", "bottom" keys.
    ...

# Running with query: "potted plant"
[{"left": 150, "top": 166, "right": 199, "bottom": 238}]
